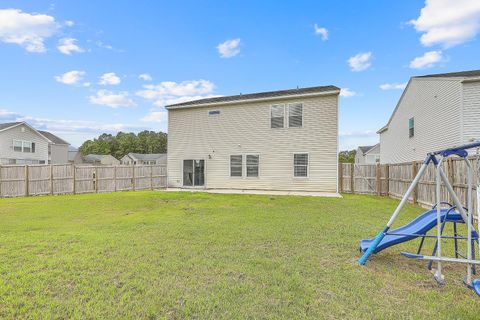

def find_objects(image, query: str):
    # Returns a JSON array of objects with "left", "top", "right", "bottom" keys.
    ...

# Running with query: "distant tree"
[
  {"left": 339, "top": 149, "right": 356, "bottom": 163},
  {"left": 79, "top": 131, "right": 167, "bottom": 159}
]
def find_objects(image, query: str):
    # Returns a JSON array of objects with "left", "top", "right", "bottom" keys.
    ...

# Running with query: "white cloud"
[
  {"left": 217, "top": 38, "right": 241, "bottom": 58},
  {"left": 409, "top": 50, "right": 443, "bottom": 69},
  {"left": 89, "top": 90, "right": 136, "bottom": 108},
  {"left": 55, "top": 70, "right": 85, "bottom": 85},
  {"left": 141, "top": 111, "right": 168, "bottom": 123},
  {"left": 347, "top": 52, "right": 372, "bottom": 72},
  {"left": 136, "top": 79, "right": 217, "bottom": 107},
  {"left": 410, "top": 0, "right": 480, "bottom": 48},
  {"left": 314, "top": 24, "right": 328, "bottom": 40},
  {"left": 0, "top": 108, "right": 147, "bottom": 146},
  {"left": 57, "top": 37, "right": 84, "bottom": 55},
  {"left": 139, "top": 73, "right": 152, "bottom": 81},
  {"left": 64, "top": 20, "right": 74, "bottom": 27},
  {"left": 0, "top": 9, "right": 58, "bottom": 52},
  {"left": 340, "top": 88, "right": 356, "bottom": 97},
  {"left": 99, "top": 72, "right": 121, "bottom": 85},
  {"left": 379, "top": 82, "right": 407, "bottom": 90}
]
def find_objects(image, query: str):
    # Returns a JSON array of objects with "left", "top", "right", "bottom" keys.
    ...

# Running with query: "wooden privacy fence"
[
  {"left": 0, "top": 164, "right": 167, "bottom": 198},
  {"left": 339, "top": 158, "right": 480, "bottom": 211}
]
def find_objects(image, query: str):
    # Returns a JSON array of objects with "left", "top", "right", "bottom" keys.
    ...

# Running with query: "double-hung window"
[
  {"left": 246, "top": 155, "right": 259, "bottom": 177},
  {"left": 294, "top": 153, "right": 308, "bottom": 178},
  {"left": 271, "top": 105, "right": 285, "bottom": 128},
  {"left": 288, "top": 103, "right": 303, "bottom": 128},
  {"left": 13, "top": 140, "right": 35, "bottom": 153},
  {"left": 408, "top": 117, "right": 414, "bottom": 138},
  {"left": 230, "top": 155, "right": 243, "bottom": 177}
]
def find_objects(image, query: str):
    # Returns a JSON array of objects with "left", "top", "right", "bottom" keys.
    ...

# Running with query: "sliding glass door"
[{"left": 183, "top": 159, "right": 205, "bottom": 187}]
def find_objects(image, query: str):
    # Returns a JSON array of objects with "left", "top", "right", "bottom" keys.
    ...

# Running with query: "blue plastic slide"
[{"left": 360, "top": 209, "right": 463, "bottom": 254}]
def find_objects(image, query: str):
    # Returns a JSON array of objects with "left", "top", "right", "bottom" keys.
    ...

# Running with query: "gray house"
[
  {"left": 120, "top": 153, "right": 167, "bottom": 165},
  {"left": 0, "top": 121, "right": 69, "bottom": 165},
  {"left": 82, "top": 154, "right": 120, "bottom": 165},
  {"left": 355, "top": 144, "right": 380, "bottom": 164},
  {"left": 379, "top": 70, "right": 480, "bottom": 163},
  {"left": 166, "top": 85, "right": 340, "bottom": 192}
]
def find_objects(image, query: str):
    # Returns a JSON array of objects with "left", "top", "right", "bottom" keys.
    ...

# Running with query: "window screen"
[
  {"left": 13, "top": 140, "right": 22, "bottom": 152},
  {"left": 289, "top": 104, "right": 303, "bottom": 128},
  {"left": 230, "top": 155, "right": 243, "bottom": 177},
  {"left": 246, "top": 155, "right": 259, "bottom": 177},
  {"left": 294, "top": 153, "right": 308, "bottom": 177},
  {"left": 271, "top": 105, "right": 284, "bottom": 128}
]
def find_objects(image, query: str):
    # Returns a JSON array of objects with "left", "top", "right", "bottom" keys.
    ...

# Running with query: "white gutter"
[{"left": 165, "top": 90, "right": 340, "bottom": 110}]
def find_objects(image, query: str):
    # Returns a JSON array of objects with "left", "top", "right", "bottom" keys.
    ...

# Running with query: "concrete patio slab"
[{"left": 166, "top": 188, "right": 342, "bottom": 198}]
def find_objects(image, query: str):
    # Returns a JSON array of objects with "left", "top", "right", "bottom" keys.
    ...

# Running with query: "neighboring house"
[
  {"left": 378, "top": 70, "right": 480, "bottom": 163},
  {"left": 120, "top": 153, "right": 167, "bottom": 165},
  {"left": 166, "top": 85, "right": 340, "bottom": 192},
  {"left": 0, "top": 121, "right": 69, "bottom": 165},
  {"left": 68, "top": 147, "right": 84, "bottom": 164},
  {"left": 38, "top": 130, "right": 70, "bottom": 164},
  {"left": 355, "top": 144, "right": 380, "bottom": 164},
  {"left": 82, "top": 154, "right": 120, "bottom": 165}
]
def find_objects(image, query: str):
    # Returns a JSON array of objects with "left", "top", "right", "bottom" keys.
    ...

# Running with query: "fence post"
[
  {"left": 114, "top": 166, "right": 117, "bottom": 192},
  {"left": 72, "top": 164, "right": 76, "bottom": 194},
  {"left": 376, "top": 163, "right": 381, "bottom": 196},
  {"left": 132, "top": 165, "right": 136, "bottom": 191},
  {"left": 25, "top": 165, "right": 29, "bottom": 196},
  {"left": 150, "top": 165, "right": 154, "bottom": 190},
  {"left": 94, "top": 167, "right": 98, "bottom": 193},
  {"left": 412, "top": 161, "right": 418, "bottom": 205},
  {"left": 338, "top": 163, "right": 343, "bottom": 193},
  {"left": 50, "top": 164, "right": 54, "bottom": 195},
  {"left": 447, "top": 158, "right": 455, "bottom": 204},
  {"left": 350, "top": 164, "right": 354, "bottom": 193},
  {"left": 385, "top": 164, "right": 390, "bottom": 196}
]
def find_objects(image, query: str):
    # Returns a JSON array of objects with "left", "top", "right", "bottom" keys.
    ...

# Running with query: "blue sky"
[{"left": 0, "top": 1, "right": 479, "bottom": 149}]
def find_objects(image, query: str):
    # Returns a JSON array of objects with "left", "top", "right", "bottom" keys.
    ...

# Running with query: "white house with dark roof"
[
  {"left": 120, "top": 153, "right": 167, "bottom": 165},
  {"left": 355, "top": 144, "right": 380, "bottom": 164},
  {"left": 166, "top": 85, "right": 340, "bottom": 193},
  {"left": 0, "top": 121, "right": 70, "bottom": 165},
  {"left": 379, "top": 70, "right": 480, "bottom": 163}
]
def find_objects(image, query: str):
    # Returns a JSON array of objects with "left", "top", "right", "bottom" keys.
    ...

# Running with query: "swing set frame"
[{"left": 359, "top": 141, "right": 480, "bottom": 289}]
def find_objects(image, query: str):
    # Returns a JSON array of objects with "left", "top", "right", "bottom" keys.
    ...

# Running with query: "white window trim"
[
  {"left": 13, "top": 140, "right": 35, "bottom": 153},
  {"left": 270, "top": 104, "right": 286, "bottom": 129},
  {"left": 287, "top": 103, "right": 304, "bottom": 128},
  {"left": 229, "top": 154, "right": 243, "bottom": 178},
  {"left": 245, "top": 153, "right": 260, "bottom": 179},
  {"left": 293, "top": 152, "right": 309, "bottom": 179}
]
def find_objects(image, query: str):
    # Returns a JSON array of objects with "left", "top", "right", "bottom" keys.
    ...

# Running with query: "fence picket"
[{"left": 0, "top": 164, "right": 167, "bottom": 198}]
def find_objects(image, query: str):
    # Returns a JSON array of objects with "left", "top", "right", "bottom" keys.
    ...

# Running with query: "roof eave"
[
  {"left": 377, "top": 126, "right": 388, "bottom": 134},
  {"left": 165, "top": 90, "right": 340, "bottom": 110}
]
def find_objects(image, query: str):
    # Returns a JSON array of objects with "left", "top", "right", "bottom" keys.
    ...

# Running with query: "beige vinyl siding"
[
  {"left": 380, "top": 78, "right": 462, "bottom": 163},
  {"left": 0, "top": 123, "right": 49, "bottom": 164},
  {"left": 167, "top": 94, "right": 338, "bottom": 192},
  {"left": 462, "top": 81, "right": 480, "bottom": 143},
  {"left": 50, "top": 144, "right": 69, "bottom": 164}
]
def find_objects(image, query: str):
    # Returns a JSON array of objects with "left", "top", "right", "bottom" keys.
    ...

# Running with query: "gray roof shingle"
[
  {"left": 38, "top": 130, "right": 70, "bottom": 145},
  {"left": 416, "top": 69, "right": 480, "bottom": 78},
  {"left": 0, "top": 122, "right": 22, "bottom": 131},
  {"left": 128, "top": 153, "right": 166, "bottom": 161},
  {"left": 166, "top": 85, "right": 340, "bottom": 108},
  {"left": 358, "top": 146, "right": 374, "bottom": 154}
]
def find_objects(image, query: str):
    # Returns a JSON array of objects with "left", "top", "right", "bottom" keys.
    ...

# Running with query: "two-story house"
[
  {"left": 166, "top": 85, "right": 340, "bottom": 192},
  {"left": 0, "top": 122, "right": 69, "bottom": 165},
  {"left": 355, "top": 144, "right": 380, "bottom": 164},
  {"left": 378, "top": 70, "right": 480, "bottom": 163}
]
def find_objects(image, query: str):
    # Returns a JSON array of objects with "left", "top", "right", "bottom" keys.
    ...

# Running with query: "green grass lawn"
[{"left": 1, "top": 191, "right": 479, "bottom": 319}]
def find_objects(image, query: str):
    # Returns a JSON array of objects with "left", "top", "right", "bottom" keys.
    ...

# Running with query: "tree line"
[{"left": 79, "top": 131, "right": 167, "bottom": 160}]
